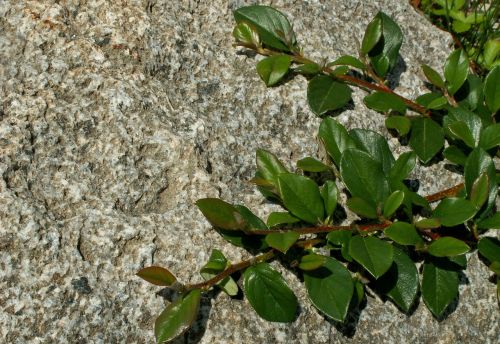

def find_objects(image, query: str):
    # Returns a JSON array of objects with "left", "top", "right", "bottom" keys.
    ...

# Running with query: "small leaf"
[
  {"left": 422, "top": 64, "right": 445, "bottom": 88},
  {"left": 389, "top": 151, "right": 417, "bottom": 181},
  {"left": 426, "top": 96, "right": 448, "bottom": 110},
  {"left": 384, "top": 222, "right": 423, "bottom": 246},
  {"left": 385, "top": 116, "right": 411, "bottom": 136},
  {"left": 307, "top": 75, "right": 352, "bottom": 116},
  {"left": 256, "top": 55, "right": 291, "bottom": 86},
  {"left": 200, "top": 250, "right": 238, "bottom": 296},
  {"left": 233, "top": 22, "right": 260, "bottom": 46},
  {"left": 196, "top": 198, "right": 246, "bottom": 230},
  {"left": 155, "top": 289, "right": 201, "bottom": 344},
  {"left": 297, "top": 157, "right": 330, "bottom": 172},
  {"left": 433, "top": 197, "right": 477, "bottom": 226},
  {"left": 361, "top": 16, "right": 383, "bottom": 54},
  {"left": 327, "top": 55, "right": 365, "bottom": 69},
  {"left": 349, "top": 235, "right": 393, "bottom": 279},
  {"left": 458, "top": 74, "right": 483, "bottom": 110},
  {"left": 243, "top": 262, "right": 297, "bottom": 322},
  {"left": 327, "top": 230, "right": 353, "bottom": 262},
  {"left": 318, "top": 118, "right": 357, "bottom": 166},
  {"left": 299, "top": 254, "right": 326, "bottom": 271},
  {"left": 201, "top": 249, "right": 227, "bottom": 272},
  {"left": 294, "top": 63, "right": 321, "bottom": 75},
  {"left": 416, "top": 92, "right": 444, "bottom": 108},
  {"left": 478, "top": 237, "right": 500, "bottom": 263},
  {"left": 409, "top": 117, "right": 444, "bottom": 163},
  {"left": 444, "top": 49, "right": 469, "bottom": 95},
  {"left": 346, "top": 197, "right": 378, "bottom": 219},
  {"left": 368, "top": 12, "right": 403, "bottom": 77},
  {"left": 445, "top": 106, "right": 483, "bottom": 146},
  {"left": 267, "top": 212, "right": 300, "bottom": 227},
  {"left": 349, "top": 129, "right": 395, "bottom": 174},
  {"left": 364, "top": 92, "right": 406, "bottom": 114},
  {"left": 447, "top": 121, "right": 475, "bottom": 148},
  {"left": 422, "top": 258, "right": 459, "bottom": 318},
  {"left": 265, "top": 231, "right": 300, "bottom": 253},
  {"left": 428, "top": 237, "right": 470, "bottom": 257},
  {"left": 484, "top": 66, "right": 500, "bottom": 113},
  {"left": 479, "top": 123, "right": 500, "bottom": 150},
  {"left": 304, "top": 257, "right": 354, "bottom": 322},
  {"left": 256, "top": 149, "right": 288, "bottom": 187},
  {"left": 330, "top": 66, "right": 350, "bottom": 76},
  {"left": 383, "top": 190, "right": 405, "bottom": 218},
  {"left": 464, "top": 148, "right": 497, "bottom": 217},
  {"left": 137, "top": 266, "right": 177, "bottom": 286},
  {"left": 415, "top": 218, "right": 441, "bottom": 229},
  {"left": 321, "top": 180, "right": 338, "bottom": 218},
  {"left": 443, "top": 146, "right": 467, "bottom": 166},
  {"left": 470, "top": 173, "right": 489, "bottom": 209},
  {"left": 235, "top": 205, "right": 268, "bottom": 231},
  {"left": 477, "top": 213, "right": 500, "bottom": 229}
]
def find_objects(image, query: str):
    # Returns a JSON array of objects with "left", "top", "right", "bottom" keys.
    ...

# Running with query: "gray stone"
[{"left": 0, "top": 0, "right": 498, "bottom": 343}]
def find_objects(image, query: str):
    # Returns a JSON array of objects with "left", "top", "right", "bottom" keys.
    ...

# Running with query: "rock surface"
[{"left": 0, "top": 0, "right": 498, "bottom": 343}]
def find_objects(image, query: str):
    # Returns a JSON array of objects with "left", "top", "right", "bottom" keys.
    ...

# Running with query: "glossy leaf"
[
  {"left": 409, "top": 117, "right": 444, "bottom": 163},
  {"left": 477, "top": 237, "right": 500, "bottom": 263},
  {"left": 235, "top": 205, "right": 268, "bottom": 231},
  {"left": 432, "top": 197, "right": 477, "bottom": 226},
  {"left": 426, "top": 96, "right": 448, "bottom": 109},
  {"left": 267, "top": 212, "right": 300, "bottom": 227},
  {"left": 484, "top": 66, "right": 500, "bottom": 113},
  {"left": 447, "top": 121, "right": 475, "bottom": 148},
  {"left": 390, "top": 151, "right": 416, "bottom": 181},
  {"left": 307, "top": 75, "right": 352, "bottom": 116},
  {"left": 383, "top": 190, "right": 405, "bottom": 218},
  {"left": 458, "top": 74, "right": 483, "bottom": 111},
  {"left": 318, "top": 118, "right": 357, "bottom": 166},
  {"left": 327, "top": 230, "right": 352, "bottom": 262},
  {"left": 416, "top": 92, "right": 444, "bottom": 108},
  {"left": 200, "top": 250, "right": 238, "bottom": 296},
  {"left": 470, "top": 173, "right": 489, "bottom": 209},
  {"left": 278, "top": 173, "right": 324, "bottom": 224},
  {"left": 368, "top": 12, "right": 403, "bottom": 77},
  {"left": 299, "top": 253, "right": 326, "bottom": 271},
  {"left": 321, "top": 180, "right": 338, "bottom": 217},
  {"left": 347, "top": 197, "right": 378, "bottom": 219},
  {"left": 256, "top": 55, "right": 291, "bottom": 86},
  {"left": 477, "top": 212, "right": 500, "bottom": 230},
  {"left": 422, "top": 64, "right": 445, "bottom": 88},
  {"left": 361, "top": 16, "right": 382, "bottom": 54},
  {"left": 234, "top": 6, "right": 295, "bottom": 52},
  {"left": 304, "top": 257, "right": 354, "bottom": 322},
  {"left": 445, "top": 106, "right": 483, "bottom": 145},
  {"left": 330, "top": 66, "right": 349, "bottom": 76},
  {"left": 155, "top": 289, "right": 201, "bottom": 344},
  {"left": 243, "top": 262, "right": 297, "bottom": 322},
  {"left": 443, "top": 146, "right": 467, "bottom": 166},
  {"left": 464, "top": 148, "right": 497, "bottom": 217},
  {"left": 294, "top": 63, "right": 321, "bottom": 75},
  {"left": 349, "top": 235, "right": 393, "bottom": 279},
  {"left": 196, "top": 198, "right": 246, "bottom": 230},
  {"left": 415, "top": 218, "right": 441, "bottom": 229},
  {"left": 349, "top": 129, "right": 395, "bottom": 174},
  {"left": 328, "top": 55, "right": 365, "bottom": 69},
  {"left": 384, "top": 222, "right": 423, "bottom": 246},
  {"left": 256, "top": 149, "right": 288, "bottom": 187},
  {"left": 479, "top": 123, "right": 500, "bottom": 150},
  {"left": 265, "top": 231, "right": 300, "bottom": 253},
  {"left": 201, "top": 249, "right": 227, "bottom": 272},
  {"left": 422, "top": 259, "right": 459, "bottom": 318},
  {"left": 428, "top": 237, "right": 470, "bottom": 257},
  {"left": 385, "top": 116, "right": 411, "bottom": 136},
  {"left": 233, "top": 22, "right": 260, "bottom": 47},
  {"left": 137, "top": 266, "right": 177, "bottom": 286},
  {"left": 364, "top": 92, "right": 406, "bottom": 114},
  {"left": 444, "top": 49, "right": 469, "bottom": 95},
  {"left": 297, "top": 157, "right": 330, "bottom": 172}
]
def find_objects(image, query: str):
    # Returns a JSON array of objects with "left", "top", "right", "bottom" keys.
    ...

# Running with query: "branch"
[{"left": 425, "top": 183, "right": 464, "bottom": 202}]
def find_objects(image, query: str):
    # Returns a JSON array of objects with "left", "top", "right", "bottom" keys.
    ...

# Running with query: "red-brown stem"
[
  {"left": 247, "top": 222, "right": 390, "bottom": 236},
  {"left": 425, "top": 183, "right": 464, "bottom": 202}
]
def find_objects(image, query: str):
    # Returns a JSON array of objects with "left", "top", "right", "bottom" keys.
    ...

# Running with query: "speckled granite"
[{"left": 0, "top": 0, "right": 498, "bottom": 343}]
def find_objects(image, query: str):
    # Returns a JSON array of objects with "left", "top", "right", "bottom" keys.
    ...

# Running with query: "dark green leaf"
[
  {"left": 234, "top": 6, "right": 295, "bottom": 52},
  {"left": 349, "top": 235, "right": 393, "bottom": 278},
  {"left": 304, "top": 257, "right": 354, "bottom": 322},
  {"left": 307, "top": 75, "right": 352, "bottom": 116},
  {"left": 484, "top": 66, "right": 500, "bottom": 113},
  {"left": 383, "top": 190, "right": 405, "bottom": 218},
  {"left": 155, "top": 289, "right": 201, "bottom": 344},
  {"left": 422, "top": 258, "right": 459, "bottom": 318},
  {"left": 385, "top": 116, "right": 411, "bottom": 136},
  {"left": 318, "top": 118, "right": 357, "bottom": 166},
  {"left": 458, "top": 74, "right": 483, "bottom": 111},
  {"left": 340, "top": 149, "right": 390, "bottom": 207},
  {"left": 415, "top": 218, "right": 441, "bottom": 229},
  {"left": 416, "top": 92, "right": 444, "bottom": 108},
  {"left": 353, "top": 280, "right": 365, "bottom": 306},
  {"left": 422, "top": 64, "right": 445, "bottom": 88},
  {"left": 265, "top": 231, "right": 300, "bottom": 253},
  {"left": 327, "top": 55, "right": 365, "bottom": 69},
  {"left": 447, "top": 121, "right": 475, "bottom": 148},
  {"left": 137, "top": 266, "right": 177, "bottom": 286},
  {"left": 477, "top": 212, "right": 500, "bottom": 229},
  {"left": 321, "top": 180, "right": 338, "bottom": 217},
  {"left": 428, "top": 237, "right": 470, "bottom": 257},
  {"left": 233, "top": 22, "right": 260, "bottom": 46},
  {"left": 327, "top": 230, "right": 353, "bottom": 262},
  {"left": 364, "top": 92, "right": 407, "bottom": 114},
  {"left": 445, "top": 106, "right": 483, "bottom": 145},
  {"left": 426, "top": 96, "right": 448, "bottom": 109},
  {"left": 443, "top": 146, "right": 467, "bottom": 166},
  {"left": 256, "top": 148, "right": 288, "bottom": 187},
  {"left": 256, "top": 55, "right": 291, "bottom": 86},
  {"left": 432, "top": 197, "right": 477, "bottom": 226},
  {"left": 368, "top": 12, "right": 403, "bottom": 77},
  {"left": 217, "top": 229, "right": 268, "bottom": 251},
  {"left": 200, "top": 250, "right": 238, "bottom": 296},
  {"left": 299, "top": 254, "right": 326, "bottom": 271},
  {"left": 330, "top": 66, "right": 350, "bottom": 76},
  {"left": 384, "top": 222, "right": 423, "bottom": 246},
  {"left": 479, "top": 123, "right": 500, "bottom": 150},
  {"left": 389, "top": 151, "right": 416, "bottom": 181},
  {"left": 444, "top": 49, "right": 469, "bottom": 95},
  {"left": 409, "top": 117, "right": 444, "bottom": 163},
  {"left": 201, "top": 249, "right": 227, "bottom": 272},
  {"left": 376, "top": 247, "right": 419, "bottom": 312},
  {"left": 297, "top": 157, "right": 330, "bottom": 172},
  {"left": 349, "top": 129, "right": 395, "bottom": 174},
  {"left": 196, "top": 198, "right": 246, "bottom": 230},
  {"left": 278, "top": 173, "right": 324, "bottom": 224},
  {"left": 346, "top": 197, "right": 378, "bottom": 219},
  {"left": 478, "top": 237, "right": 500, "bottom": 263},
  {"left": 294, "top": 63, "right": 321, "bottom": 75},
  {"left": 267, "top": 212, "right": 300, "bottom": 227},
  {"left": 361, "top": 16, "right": 383, "bottom": 54},
  {"left": 470, "top": 173, "right": 489, "bottom": 209},
  {"left": 235, "top": 205, "right": 268, "bottom": 231},
  {"left": 243, "top": 262, "right": 297, "bottom": 322},
  {"left": 464, "top": 148, "right": 497, "bottom": 217}
]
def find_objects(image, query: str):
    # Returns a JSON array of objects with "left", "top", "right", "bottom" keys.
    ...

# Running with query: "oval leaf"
[
  {"left": 443, "top": 145, "right": 467, "bottom": 166},
  {"left": 318, "top": 118, "right": 357, "bottom": 166},
  {"left": 299, "top": 254, "right": 326, "bottom": 271},
  {"left": 233, "top": 22, "right": 260, "bottom": 46},
  {"left": 349, "top": 129, "right": 395, "bottom": 174},
  {"left": 383, "top": 190, "right": 405, "bottom": 218},
  {"left": 361, "top": 16, "right": 383, "bottom": 54},
  {"left": 464, "top": 148, "right": 497, "bottom": 217},
  {"left": 321, "top": 180, "right": 338, "bottom": 217},
  {"left": 267, "top": 212, "right": 300, "bottom": 227},
  {"left": 256, "top": 55, "right": 291, "bottom": 86},
  {"left": 297, "top": 157, "right": 330, "bottom": 172},
  {"left": 470, "top": 173, "right": 489, "bottom": 209},
  {"left": 368, "top": 12, "right": 403, "bottom": 77},
  {"left": 256, "top": 148, "right": 288, "bottom": 187},
  {"left": 484, "top": 65, "right": 500, "bottom": 113},
  {"left": 385, "top": 116, "right": 411, "bottom": 136},
  {"left": 328, "top": 55, "right": 365, "bottom": 69},
  {"left": 364, "top": 92, "right": 407, "bottom": 115},
  {"left": 422, "top": 64, "right": 445, "bottom": 88},
  {"left": 265, "top": 231, "right": 300, "bottom": 253},
  {"left": 389, "top": 151, "right": 416, "bottom": 181},
  {"left": 477, "top": 237, "right": 500, "bottom": 263},
  {"left": 428, "top": 237, "right": 470, "bottom": 257},
  {"left": 479, "top": 123, "right": 500, "bottom": 150},
  {"left": 137, "top": 266, "right": 177, "bottom": 286},
  {"left": 409, "top": 117, "right": 444, "bottom": 163},
  {"left": 346, "top": 197, "right": 378, "bottom": 219},
  {"left": 432, "top": 197, "right": 477, "bottom": 227},
  {"left": 384, "top": 222, "right": 423, "bottom": 246},
  {"left": 444, "top": 49, "right": 469, "bottom": 95},
  {"left": 349, "top": 235, "right": 393, "bottom": 279},
  {"left": 196, "top": 198, "right": 246, "bottom": 230},
  {"left": 477, "top": 212, "right": 500, "bottom": 230},
  {"left": 307, "top": 75, "right": 352, "bottom": 116},
  {"left": 422, "top": 259, "right": 459, "bottom": 318}
]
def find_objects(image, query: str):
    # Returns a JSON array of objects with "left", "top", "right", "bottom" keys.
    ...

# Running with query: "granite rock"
[{"left": 0, "top": 0, "right": 498, "bottom": 343}]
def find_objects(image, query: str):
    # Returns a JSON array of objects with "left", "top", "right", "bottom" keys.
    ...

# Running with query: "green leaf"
[
  {"left": 444, "top": 49, "right": 469, "bottom": 95},
  {"left": 353, "top": 280, "right": 365, "bottom": 306},
  {"left": 265, "top": 231, "right": 300, "bottom": 253},
  {"left": 464, "top": 148, "right": 497, "bottom": 217},
  {"left": 297, "top": 157, "right": 330, "bottom": 172},
  {"left": 368, "top": 12, "right": 403, "bottom": 77},
  {"left": 196, "top": 198, "right": 246, "bottom": 230},
  {"left": 307, "top": 75, "right": 352, "bottom": 116},
  {"left": 477, "top": 212, "right": 500, "bottom": 229},
  {"left": 155, "top": 289, "right": 201, "bottom": 344},
  {"left": 327, "top": 55, "right": 365, "bottom": 69},
  {"left": 422, "top": 64, "right": 445, "bottom": 88},
  {"left": 478, "top": 237, "right": 500, "bottom": 263},
  {"left": 321, "top": 180, "right": 338, "bottom": 217},
  {"left": 327, "top": 230, "right": 353, "bottom": 262},
  {"left": 384, "top": 222, "right": 423, "bottom": 246},
  {"left": 201, "top": 249, "right": 227, "bottom": 272},
  {"left": 458, "top": 74, "right": 483, "bottom": 111},
  {"left": 340, "top": 149, "right": 390, "bottom": 207},
  {"left": 445, "top": 106, "right": 483, "bottom": 145},
  {"left": 318, "top": 118, "right": 357, "bottom": 166},
  {"left": 416, "top": 92, "right": 444, "bottom": 108},
  {"left": 409, "top": 117, "right": 444, "bottom": 163},
  {"left": 376, "top": 247, "right": 419, "bottom": 312},
  {"left": 479, "top": 123, "right": 500, "bottom": 150},
  {"left": 235, "top": 205, "right": 268, "bottom": 231},
  {"left": 267, "top": 212, "right": 300, "bottom": 227},
  {"left": 233, "top": 22, "right": 260, "bottom": 47},
  {"left": 389, "top": 151, "right": 417, "bottom": 181},
  {"left": 447, "top": 121, "right": 475, "bottom": 148},
  {"left": 349, "top": 129, "right": 395, "bottom": 174},
  {"left": 415, "top": 218, "right": 441, "bottom": 229},
  {"left": 256, "top": 55, "right": 291, "bottom": 86},
  {"left": 256, "top": 149, "right": 288, "bottom": 187},
  {"left": 470, "top": 173, "right": 489, "bottom": 209},
  {"left": 422, "top": 258, "right": 459, "bottom": 318},
  {"left": 299, "top": 254, "right": 326, "bottom": 271},
  {"left": 243, "top": 262, "right": 297, "bottom": 322},
  {"left": 278, "top": 173, "right": 324, "bottom": 224},
  {"left": 443, "top": 146, "right": 467, "bottom": 166},
  {"left": 383, "top": 190, "right": 405, "bottom": 218},
  {"left": 137, "top": 266, "right": 177, "bottom": 286},
  {"left": 361, "top": 16, "right": 383, "bottom": 54},
  {"left": 346, "top": 197, "right": 378, "bottom": 219},
  {"left": 427, "top": 96, "right": 449, "bottom": 109},
  {"left": 432, "top": 197, "right": 477, "bottom": 227},
  {"left": 428, "top": 237, "right": 470, "bottom": 257},
  {"left": 304, "top": 257, "right": 354, "bottom": 322},
  {"left": 330, "top": 66, "right": 350, "bottom": 76},
  {"left": 200, "top": 250, "right": 238, "bottom": 296},
  {"left": 294, "top": 63, "right": 321, "bottom": 75},
  {"left": 385, "top": 116, "right": 411, "bottom": 136},
  {"left": 364, "top": 92, "right": 407, "bottom": 114},
  {"left": 349, "top": 235, "right": 393, "bottom": 279},
  {"left": 234, "top": 6, "right": 295, "bottom": 52},
  {"left": 217, "top": 229, "right": 268, "bottom": 251},
  {"left": 484, "top": 66, "right": 500, "bottom": 113}
]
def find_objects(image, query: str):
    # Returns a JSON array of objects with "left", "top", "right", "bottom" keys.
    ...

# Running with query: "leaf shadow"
[{"left": 386, "top": 55, "right": 407, "bottom": 89}]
